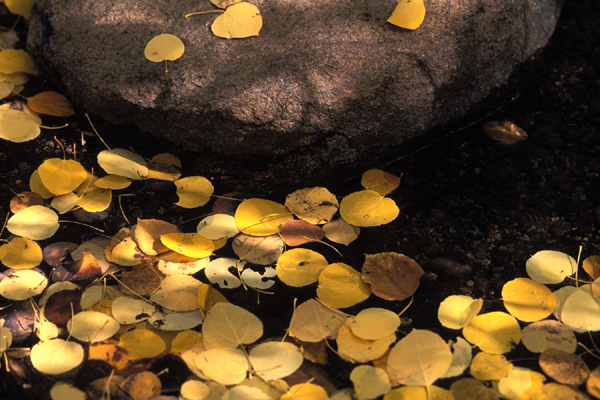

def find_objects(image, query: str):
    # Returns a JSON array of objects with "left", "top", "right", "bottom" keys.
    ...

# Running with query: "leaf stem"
[{"left": 184, "top": 10, "right": 224, "bottom": 18}]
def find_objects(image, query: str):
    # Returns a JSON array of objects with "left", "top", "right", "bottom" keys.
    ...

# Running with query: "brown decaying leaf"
[
  {"left": 43, "top": 289, "right": 82, "bottom": 326},
  {"left": 538, "top": 348, "right": 590, "bottom": 385},
  {"left": 27, "top": 91, "right": 75, "bottom": 117},
  {"left": 10, "top": 191, "right": 44, "bottom": 213},
  {"left": 289, "top": 299, "right": 347, "bottom": 343},
  {"left": 42, "top": 242, "right": 77, "bottom": 268},
  {"left": 583, "top": 255, "right": 600, "bottom": 280},
  {"left": 483, "top": 121, "right": 528, "bottom": 145},
  {"left": 231, "top": 233, "right": 284, "bottom": 265},
  {"left": 118, "top": 265, "right": 163, "bottom": 297},
  {"left": 68, "top": 252, "right": 102, "bottom": 282},
  {"left": 281, "top": 220, "right": 325, "bottom": 247},
  {"left": 361, "top": 252, "right": 424, "bottom": 301},
  {"left": 119, "top": 371, "right": 162, "bottom": 400}
]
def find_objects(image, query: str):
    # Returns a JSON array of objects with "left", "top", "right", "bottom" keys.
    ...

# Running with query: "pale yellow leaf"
[
  {"left": 202, "top": 302, "right": 263, "bottom": 348},
  {"left": 66, "top": 311, "right": 120, "bottom": 343},
  {"left": 97, "top": 148, "right": 148, "bottom": 180},
  {"left": 350, "top": 365, "right": 391, "bottom": 400},
  {"left": 526, "top": 250, "right": 577, "bottom": 284},
  {"left": 194, "top": 347, "right": 248, "bottom": 385},
  {"left": 196, "top": 214, "right": 239, "bottom": 239},
  {"left": 149, "top": 274, "right": 202, "bottom": 312},
  {"left": 317, "top": 262, "right": 370, "bottom": 308},
  {"left": 249, "top": 341, "right": 303, "bottom": 381},
  {"left": 0, "top": 269, "right": 47, "bottom": 300},
  {"left": 30, "top": 339, "right": 84, "bottom": 375},
  {"left": 336, "top": 318, "right": 395, "bottom": 363},
  {"left": 437, "top": 295, "right": 483, "bottom": 330}
]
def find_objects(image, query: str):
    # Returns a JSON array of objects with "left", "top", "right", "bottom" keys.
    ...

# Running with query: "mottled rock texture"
[{"left": 27, "top": 0, "right": 562, "bottom": 190}]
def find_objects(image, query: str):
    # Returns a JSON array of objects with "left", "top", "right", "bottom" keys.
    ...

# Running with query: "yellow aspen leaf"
[
  {"left": 0, "top": 49, "right": 38, "bottom": 74},
  {"left": 1, "top": 324, "right": 13, "bottom": 353},
  {"left": 0, "top": 269, "right": 47, "bottom": 300},
  {"left": 552, "top": 285, "right": 579, "bottom": 320},
  {"left": 449, "top": 378, "right": 499, "bottom": 400},
  {"left": 111, "top": 296, "right": 156, "bottom": 324},
  {"left": 383, "top": 385, "right": 449, "bottom": 400},
  {"left": 317, "top": 263, "right": 371, "bottom": 309},
  {"left": 442, "top": 337, "right": 472, "bottom": 378},
  {"left": 30, "top": 339, "right": 84, "bottom": 375},
  {"left": 232, "top": 233, "right": 284, "bottom": 265},
  {"left": 437, "top": 295, "right": 483, "bottom": 330},
  {"left": 521, "top": 320, "right": 577, "bottom": 353},
  {"left": 387, "top": 0, "right": 426, "bottom": 30},
  {"left": 88, "top": 344, "right": 129, "bottom": 370},
  {"left": 350, "top": 308, "right": 400, "bottom": 340},
  {"left": 276, "top": 248, "right": 328, "bottom": 287},
  {"left": 37, "top": 158, "right": 88, "bottom": 196},
  {"left": 0, "top": 237, "right": 42, "bottom": 269},
  {"left": 135, "top": 218, "right": 180, "bottom": 256},
  {"left": 336, "top": 318, "right": 395, "bottom": 363},
  {"left": 148, "top": 308, "right": 204, "bottom": 331},
  {"left": 97, "top": 148, "right": 148, "bottom": 180},
  {"left": 205, "top": 257, "right": 243, "bottom": 289},
  {"left": 502, "top": 277, "right": 556, "bottom": 322},
  {"left": 0, "top": 81, "right": 13, "bottom": 99},
  {"left": 387, "top": 329, "right": 453, "bottom": 386},
  {"left": 322, "top": 218, "right": 360, "bottom": 245},
  {"left": 587, "top": 366, "right": 600, "bottom": 400},
  {"left": 196, "top": 214, "right": 239, "bottom": 240},
  {"left": 202, "top": 302, "right": 262, "bottom": 348},
  {"left": 285, "top": 187, "right": 339, "bottom": 225},
  {"left": 560, "top": 288, "right": 600, "bottom": 332},
  {"left": 0, "top": 102, "right": 41, "bottom": 142},
  {"left": 463, "top": 312, "right": 521, "bottom": 354},
  {"left": 149, "top": 274, "right": 202, "bottom": 312},
  {"left": 249, "top": 342, "right": 303, "bottom": 381},
  {"left": 119, "top": 329, "right": 166, "bottom": 360},
  {"left": 66, "top": 311, "right": 120, "bottom": 343},
  {"left": 350, "top": 365, "right": 391, "bottom": 400},
  {"left": 78, "top": 187, "right": 112, "bottom": 212},
  {"left": 539, "top": 349, "right": 590, "bottom": 385},
  {"left": 157, "top": 257, "right": 209, "bottom": 276},
  {"left": 180, "top": 380, "right": 210, "bottom": 400},
  {"left": 29, "top": 170, "right": 54, "bottom": 199},
  {"left": 339, "top": 190, "right": 399, "bottom": 227},
  {"left": 144, "top": 33, "right": 185, "bottom": 62},
  {"left": 583, "top": 255, "right": 600, "bottom": 280},
  {"left": 1, "top": 71, "right": 29, "bottom": 86},
  {"left": 194, "top": 347, "right": 249, "bottom": 385},
  {"left": 234, "top": 198, "right": 293, "bottom": 236},
  {"left": 497, "top": 367, "right": 533, "bottom": 399},
  {"left": 146, "top": 159, "right": 181, "bottom": 181},
  {"left": 361, "top": 169, "right": 400, "bottom": 195},
  {"left": 160, "top": 232, "right": 215, "bottom": 258},
  {"left": 4, "top": 0, "right": 33, "bottom": 19},
  {"left": 111, "top": 237, "right": 147, "bottom": 266},
  {"left": 526, "top": 250, "right": 577, "bottom": 284},
  {"left": 94, "top": 174, "right": 131, "bottom": 190},
  {"left": 198, "top": 282, "right": 229, "bottom": 317},
  {"left": 542, "top": 383, "right": 589, "bottom": 400},
  {"left": 280, "top": 383, "right": 328, "bottom": 400},
  {"left": 211, "top": 2, "right": 263, "bottom": 39},
  {"left": 174, "top": 176, "right": 214, "bottom": 208},
  {"left": 49, "top": 382, "right": 87, "bottom": 400},
  {"left": 171, "top": 330, "right": 203, "bottom": 354},
  {"left": 6, "top": 205, "right": 59, "bottom": 240},
  {"left": 289, "top": 299, "right": 347, "bottom": 343},
  {"left": 50, "top": 192, "right": 79, "bottom": 214},
  {"left": 27, "top": 91, "right": 75, "bottom": 116},
  {"left": 469, "top": 352, "right": 513, "bottom": 381}
]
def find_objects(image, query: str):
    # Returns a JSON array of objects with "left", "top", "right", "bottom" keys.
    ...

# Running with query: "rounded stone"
[{"left": 26, "top": 0, "right": 562, "bottom": 190}]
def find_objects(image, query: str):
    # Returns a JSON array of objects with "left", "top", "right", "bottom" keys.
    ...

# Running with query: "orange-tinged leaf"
[
  {"left": 232, "top": 233, "right": 284, "bottom": 265},
  {"left": 10, "top": 191, "right": 44, "bottom": 213},
  {"left": 119, "top": 371, "right": 162, "bottom": 400},
  {"left": 583, "top": 255, "right": 600, "bottom": 280},
  {"left": 386, "top": 329, "right": 452, "bottom": 386},
  {"left": 280, "top": 219, "right": 325, "bottom": 246},
  {"left": 174, "top": 176, "right": 214, "bottom": 208},
  {"left": 27, "top": 91, "right": 75, "bottom": 116},
  {"left": 0, "top": 49, "right": 38, "bottom": 74},
  {"left": 539, "top": 349, "right": 590, "bottom": 385},
  {"left": 317, "top": 262, "right": 371, "bottom": 308},
  {"left": 361, "top": 252, "right": 423, "bottom": 301},
  {"left": 322, "top": 218, "right": 360, "bottom": 245},
  {"left": 361, "top": 169, "right": 400, "bottom": 195},
  {"left": 171, "top": 330, "right": 203, "bottom": 354},
  {"left": 0, "top": 237, "right": 42, "bottom": 269},
  {"left": 69, "top": 252, "right": 103, "bottom": 282},
  {"left": 289, "top": 299, "right": 347, "bottom": 343},
  {"left": 234, "top": 198, "right": 293, "bottom": 236},
  {"left": 502, "top": 277, "right": 556, "bottom": 322},
  {"left": 276, "top": 248, "right": 328, "bottom": 287},
  {"left": 587, "top": 366, "right": 600, "bottom": 399},
  {"left": 285, "top": 187, "right": 339, "bottom": 224},
  {"left": 88, "top": 344, "right": 129, "bottom": 370},
  {"left": 387, "top": 0, "right": 426, "bottom": 30},
  {"left": 463, "top": 312, "right": 521, "bottom": 354},
  {"left": 197, "top": 283, "right": 229, "bottom": 317},
  {"left": 340, "top": 190, "right": 399, "bottom": 227},
  {"left": 211, "top": 2, "right": 263, "bottom": 39},
  {"left": 483, "top": 121, "right": 528, "bottom": 145}
]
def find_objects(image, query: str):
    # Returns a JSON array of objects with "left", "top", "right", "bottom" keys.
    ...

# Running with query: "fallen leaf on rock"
[
  {"left": 232, "top": 233, "right": 284, "bottom": 265},
  {"left": 361, "top": 252, "right": 423, "bottom": 301},
  {"left": 174, "top": 176, "right": 214, "bottom": 208},
  {"left": 539, "top": 348, "right": 590, "bottom": 385},
  {"left": 276, "top": 248, "right": 328, "bottom": 287},
  {"left": 285, "top": 187, "right": 339, "bottom": 225},
  {"left": 322, "top": 218, "right": 360, "bottom": 245},
  {"left": 211, "top": 2, "right": 263, "bottom": 39},
  {"left": 144, "top": 33, "right": 185, "bottom": 69},
  {"left": 202, "top": 302, "right": 263, "bottom": 348},
  {"left": 463, "top": 312, "right": 521, "bottom": 354},
  {"left": 0, "top": 237, "right": 42, "bottom": 269},
  {"left": 317, "top": 262, "right": 371, "bottom": 309},
  {"left": 361, "top": 169, "right": 400, "bottom": 195},
  {"left": 97, "top": 148, "right": 148, "bottom": 180},
  {"left": 521, "top": 320, "right": 577, "bottom": 353},
  {"left": 350, "top": 365, "right": 391, "bottom": 400},
  {"left": 10, "top": 191, "right": 43, "bottom": 213},
  {"left": 340, "top": 190, "right": 399, "bottom": 227},
  {"left": 30, "top": 339, "right": 84, "bottom": 375},
  {"left": 289, "top": 299, "right": 347, "bottom": 343},
  {"left": 235, "top": 198, "right": 293, "bottom": 236},
  {"left": 483, "top": 121, "right": 528, "bottom": 145},
  {"left": 281, "top": 219, "right": 325, "bottom": 247},
  {"left": 27, "top": 91, "right": 74, "bottom": 117},
  {"left": 437, "top": 295, "right": 483, "bottom": 330},
  {"left": 387, "top": 329, "right": 452, "bottom": 386},
  {"left": 387, "top": 0, "right": 426, "bottom": 30},
  {"left": 469, "top": 352, "right": 512, "bottom": 381},
  {"left": 502, "top": 277, "right": 556, "bottom": 322}
]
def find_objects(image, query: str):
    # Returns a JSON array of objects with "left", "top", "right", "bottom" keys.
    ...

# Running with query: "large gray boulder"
[{"left": 27, "top": 0, "right": 562, "bottom": 190}]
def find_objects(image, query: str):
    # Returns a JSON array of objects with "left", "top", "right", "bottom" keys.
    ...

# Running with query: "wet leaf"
[
  {"left": 97, "top": 148, "right": 148, "bottom": 180},
  {"left": 234, "top": 198, "right": 293, "bottom": 236},
  {"left": 280, "top": 219, "right": 325, "bottom": 247},
  {"left": 0, "top": 269, "right": 47, "bottom": 300},
  {"left": 469, "top": 352, "right": 512, "bottom": 381},
  {"left": 539, "top": 349, "right": 590, "bottom": 385},
  {"left": 285, "top": 187, "right": 339, "bottom": 224},
  {"left": 361, "top": 252, "right": 423, "bottom": 301},
  {"left": 37, "top": 158, "right": 88, "bottom": 195},
  {"left": 387, "top": 0, "right": 426, "bottom": 30},
  {"left": 462, "top": 312, "right": 521, "bottom": 354},
  {"left": 276, "top": 248, "right": 328, "bottom": 287},
  {"left": 249, "top": 341, "right": 303, "bottom": 381},
  {"left": 0, "top": 237, "right": 42, "bottom": 269},
  {"left": 350, "top": 307, "right": 400, "bottom": 340},
  {"left": 437, "top": 295, "right": 483, "bottom": 330},
  {"left": 361, "top": 169, "right": 400, "bottom": 195},
  {"left": 340, "top": 190, "right": 399, "bottom": 227},
  {"left": 174, "top": 176, "right": 214, "bottom": 208},
  {"left": 27, "top": 91, "right": 75, "bottom": 116},
  {"left": 317, "top": 262, "right": 371, "bottom": 308},
  {"left": 289, "top": 299, "right": 347, "bottom": 343},
  {"left": 202, "top": 302, "right": 263, "bottom": 348},
  {"left": 30, "top": 339, "right": 84, "bottom": 375},
  {"left": 10, "top": 191, "right": 44, "bottom": 213},
  {"left": 322, "top": 218, "right": 360, "bottom": 245},
  {"left": 119, "top": 328, "right": 167, "bottom": 360},
  {"left": 232, "top": 233, "right": 284, "bottom": 265},
  {"left": 66, "top": 310, "right": 120, "bottom": 343},
  {"left": 521, "top": 320, "right": 577, "bottom": 353},
  {"left": 526, "top": 250, "right": 577, "bottom": 284},
  {"left": 211, "top": 2, "right": 263, "bottom": 39},
  {"left": 502, "top": 277, "right": 556, "bottom": 322},
  {"left": 336, "top": 318, "right": 395, "bottom": 363},
  {"left": 350, "top": 365, "right": 391, "bottom": 400}
]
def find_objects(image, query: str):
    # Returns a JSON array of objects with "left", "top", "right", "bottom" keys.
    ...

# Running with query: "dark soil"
[{"left": 1, "top": 0, "right": 600, "bottom": 398}]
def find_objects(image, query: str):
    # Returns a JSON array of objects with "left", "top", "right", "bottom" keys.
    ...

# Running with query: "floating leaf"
[
  {"left": 111, "top": 296, "right": 156, "bottom": 324},
  {"left": 340, "top": 190, "right": 399, "bottom": 227},
  {"left": 66, "top": 311, "right": 120, "bottom": 343},
  {"left": 97, "top": 148, "right": 148, "bottom": 180},
  {"left": 387, "top": 0, "right": 426, "bottom": 30},
  {"left": 463, "top": 312, "right": 521, "bottom": 354},
  {"left": 174, "top": 176, "right": 214, "bottom": 208},
  {"left": 0, "top": 237, "right": 42, "bottom": 269},
  {"left": 469, "top": 352, "right": 512, "bottom": 381},
  {"left": 94, "top": 174, "right": 131, "bottom": 190},
  {"left": 362, "top": 252, "right": 423, "bottom": 301},
  {"left": 1, "top": 324, "right": 12, "bottom": 353},
  {"left": 448, "top": 378, "right": 500, "bottom": 400},
  {"left": 437, "top": 295, "right": 483, "bottom": 330},
  {"left": 0, "top": 102, "right": 41, "bottom": 142},
  {"left": 10, "top": 191, "right": 44, "bottom": 213},
  {"left": 30, "top": 339, "right": 84, "bottom": 375},
  {"left": 280, "top": 383, "right": 329, "bottom": 400},
  {"left": 541, "top": 382, "right": 589, "bottom": 400},
  {"left": 234, "top": 198, "right": 293, "bottom": 236},
  {"left": 289, "top": 299, "right": 347, "bottom": 342},
  {"left": 0, "top": 269, "right": 47, "bottom": 300},
  {"left": 110, "top": 237, "right": 147, "bottom": 266},
  {"left": 27, "top": 91, "right": 75, "bottom": 116},
  {"left": 583, "top": 255, "right": 600, "bottom": 280},
  {"left": 442, "top": 337, "right": 472, "bottom": 378},
  {"left": 322, "top": 218, "right": 360, "bottom": 245},
  {"left": 202, "top": 302, "right": 263, "bottom": 348},
  {"left": 212, "top": 2, "right": 263, "bottom": 39},
  {"left": 157, "top": 257, "right": 209, "bottom": 276},
  {"left": 180, "top": 380, "right": 210, "bottom": 400},
  {"left": 120, "top": 371, "right": 162, "bottom": 400},
  {"left": 232, "top": 233, "right": 284, "bottom": 265},
  {"left": 249, "top": 341, "right": 303, "bottom": 381},
  {"left": 241, "top": 267, "right": 276, "bottom": 290},
  {"left": 560, "top": 288, "right": 600, "bottom": 332},
  {"left": 384, "top": 386, "right": 449, "bottom": 400},
  {"left": 587, "top": 366, "right": 600, "bottom": 400},
  {"left": 119, "top": 329, "right": 166, "bottom": 360},
  {"left": 78, "top": 187, "right": 112, "bottom": 212},
  {"left": 50, "top": 382, "right": 87, "bottom": 400},
  {"left": 204, "top": 257, "right": 244, "bottom": 289},
  {"left": 350, "top": 365, "right": 391, "bottom": 400},
  {"left": 317, "top": 263, "right": 371, "bottom": 308},
  {"left": 88, "top": 343, "right": 129, "bottom": 370},
  {"left": 194, "top": 347, "right": 249, "bottom": 385},
  {"left": 0, "top": 49, "right": 37, "bottom": 74},
  {"left": 497, "top": 367, "right": 533, "bottom": 399},
  {"left": 350, "top": 307, "right": 400, "bottom": 340},
  {"left": 386, "top": 329, "right": 453, "bottom": 386},
  {"left": 36, "top": 158, "right": 87, "bottom": 195},
  {"left": 539, "top": 349, "right": 590, "bottom": 385},
  {"left": 285, "top": 187, "right": 339, "bottom": 224},
  {"left": 336, "top": 318, "right": 395, "bottom": 363},
  {"left": 29, "top": 170, "right": 54, "bottom": 198},
  {"left": 276, "top": 248, "right": 328, "bottom": 287},
  {"left": 134, "top": 218, "right": 179, "bottom": 256},
  {"left": 198, "top": 283, "right": 229, "bottom": 316},
  {"left": 502, "top": 277, "right": 556, "bottom": 322},
  {"left": 149, "top": 274, "right": 202, "bottom": 312},
  {"left": 361, "top": 169, "right": 400, "bottom": 195},
  {"left": 281, "top": 220, "right": 325, "bottom": 247},
  {"left": 171, "top": 330, "right": 203, "bottom": 354},
  {"left": 144, "top": 33, "right": 185, "bottom": 62},
  {"left": 521, "top": 320, "right": 577, "bottom": 353},
  {"left": 526, "top": 250, "right": 577, "bottom": 284},
  {"left": 160, "top": 232, "right": 215, "bottom": 258},
  {"left": 196, "top": 214, "right": 239, "bottom": 239}
]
